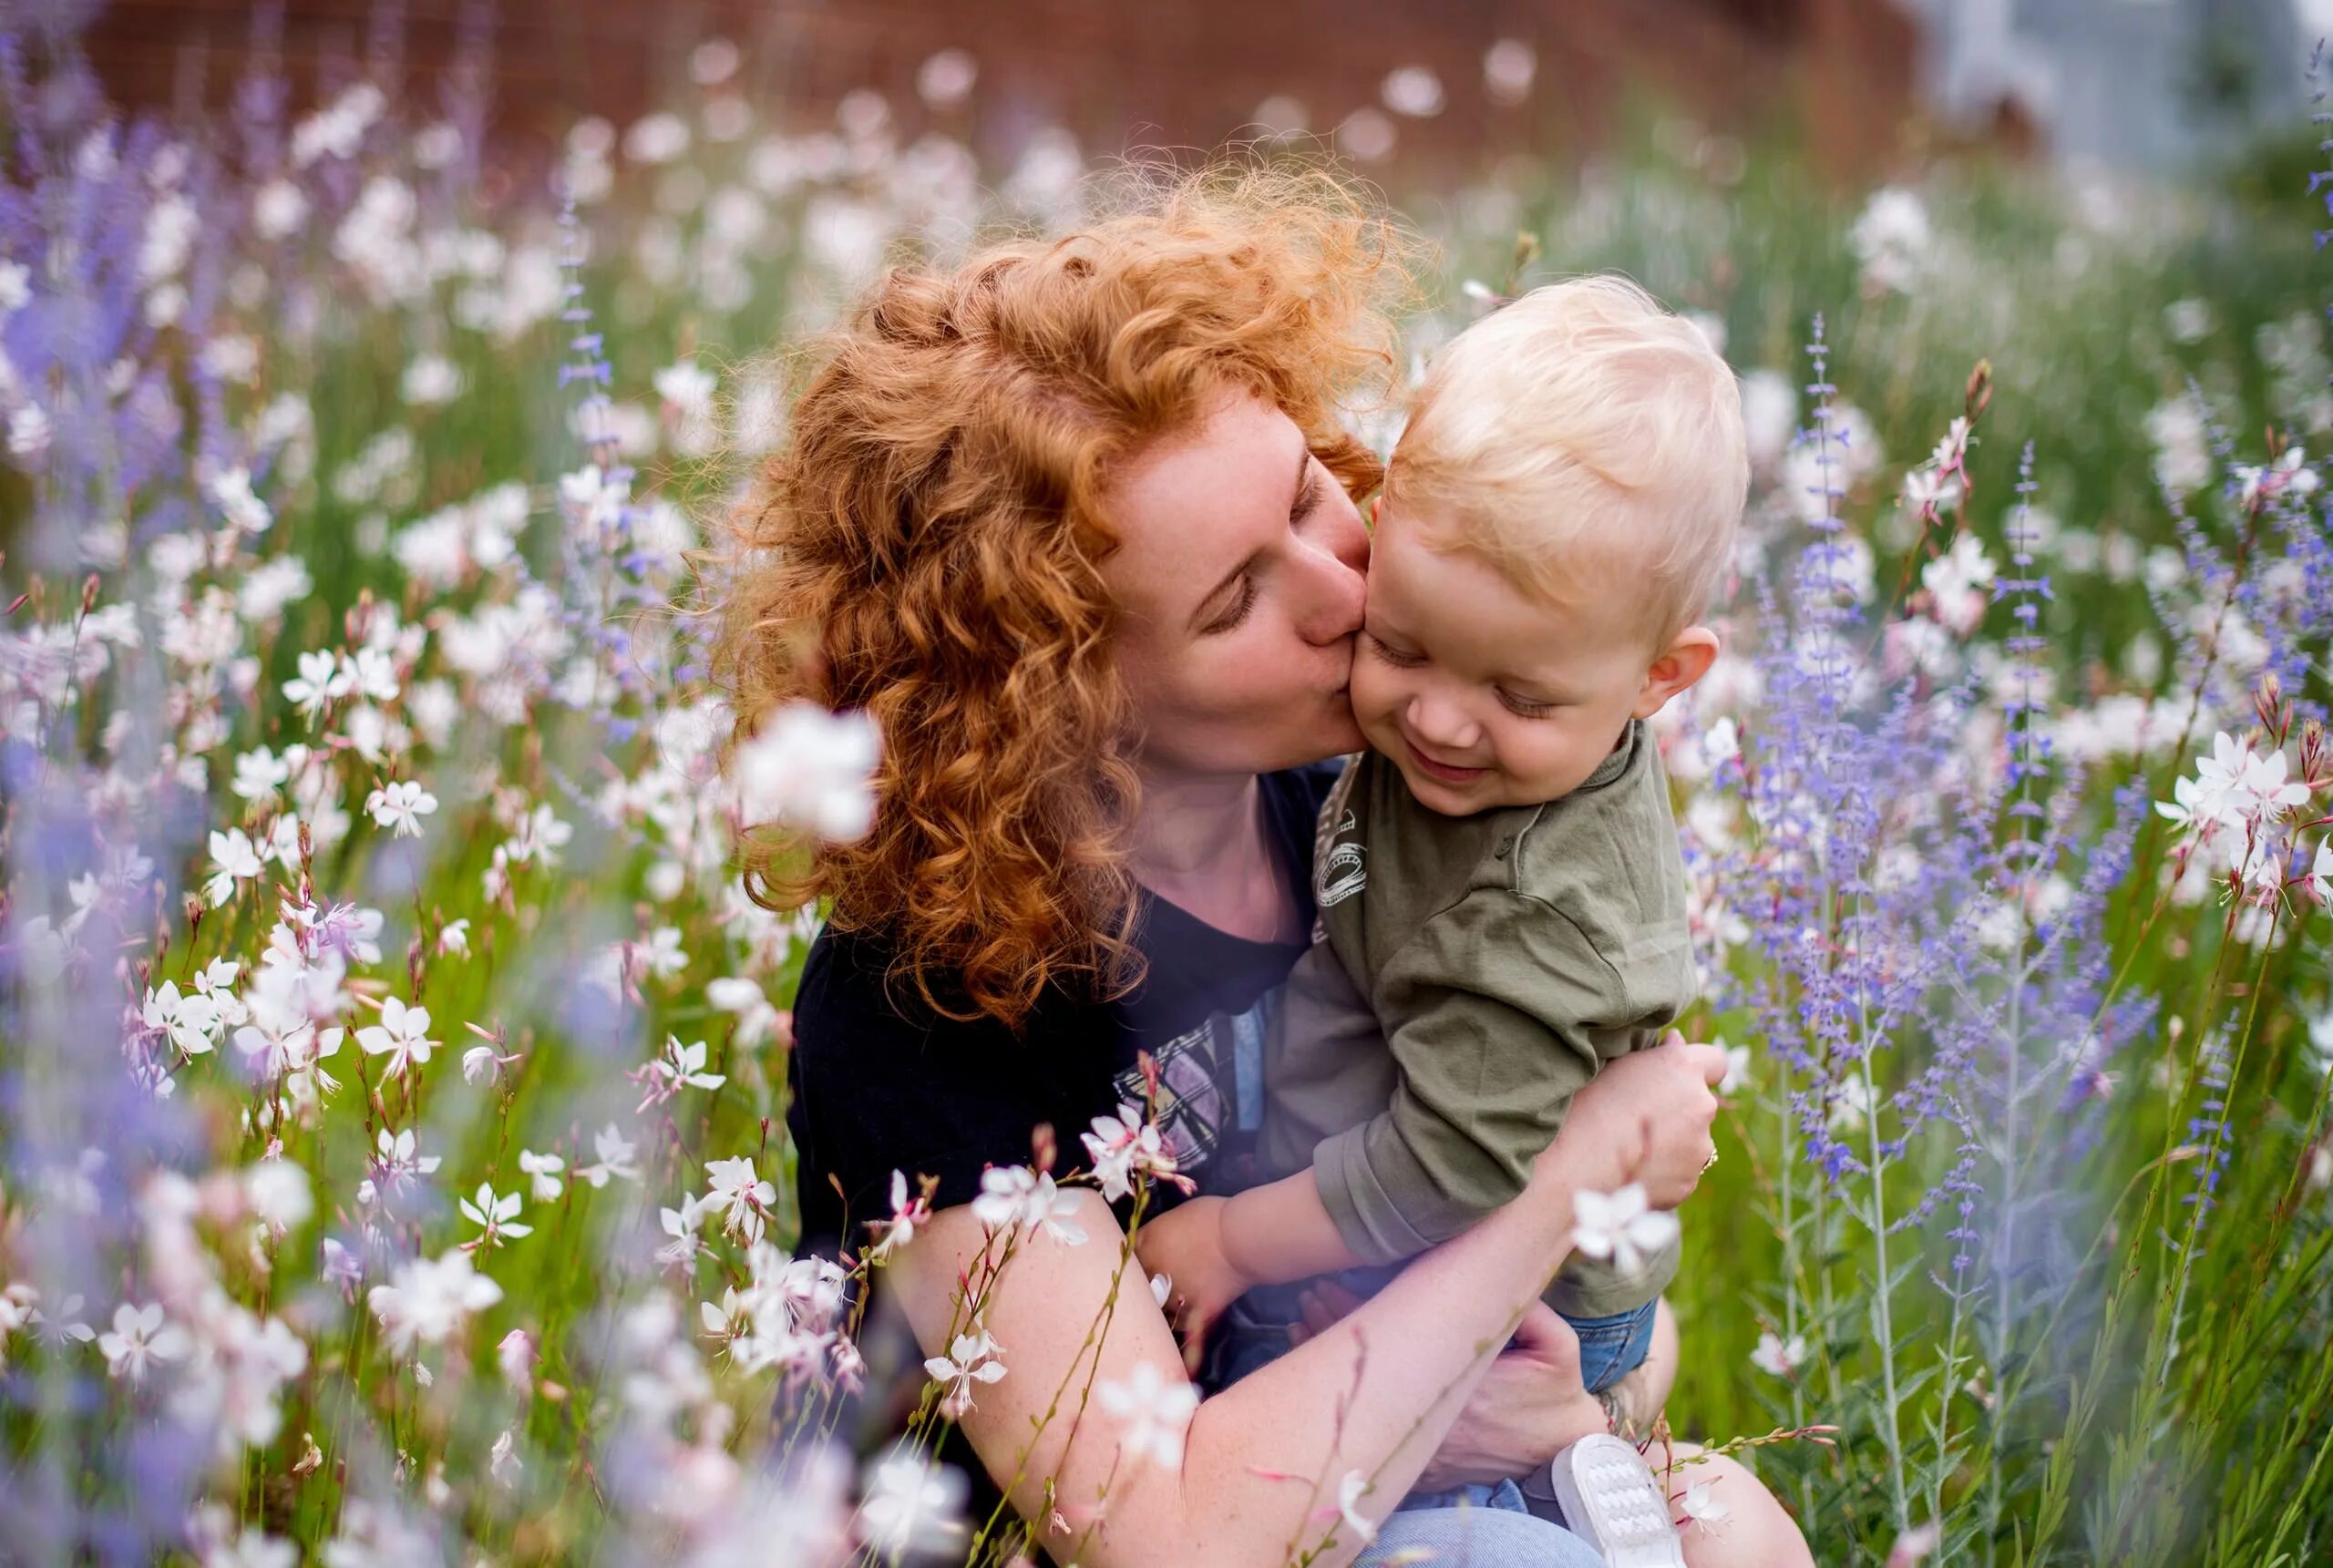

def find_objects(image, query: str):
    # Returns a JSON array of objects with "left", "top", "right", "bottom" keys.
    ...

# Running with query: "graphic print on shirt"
[
  {"left": 1312, "top": 758, "right": 1367, "bottom": 913},
  {"left": 1107, "top": 987, "right": 1280, "bottom": 1174}
]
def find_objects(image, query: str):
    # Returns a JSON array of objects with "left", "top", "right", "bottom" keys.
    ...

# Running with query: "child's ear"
[{"left": 1632, "top": 626, "right": 1720, "bottom": 720}]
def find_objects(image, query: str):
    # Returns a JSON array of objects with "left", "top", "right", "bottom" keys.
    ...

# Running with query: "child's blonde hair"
[{"left": 1385, "top": 274, "right": 1750, "bottom": 645}]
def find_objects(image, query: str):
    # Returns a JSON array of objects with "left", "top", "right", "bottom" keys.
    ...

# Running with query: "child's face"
[{"left": 1351, "top": 501, "right": 1700, "bottom": 815}]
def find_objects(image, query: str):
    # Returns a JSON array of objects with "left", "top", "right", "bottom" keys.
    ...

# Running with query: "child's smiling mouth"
[{"left": 1403, "top": 735, "right": 1488, "bottom": 783}]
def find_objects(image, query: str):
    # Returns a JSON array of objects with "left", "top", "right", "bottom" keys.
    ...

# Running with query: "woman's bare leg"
[{"left": 1660, "top": 1444, "right": 1815, "bottom": 1568}]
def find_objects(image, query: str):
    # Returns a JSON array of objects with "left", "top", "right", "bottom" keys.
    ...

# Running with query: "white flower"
[
  {"left": 1827, "top": 1075, "right": 1877, "bottom": 1132},
  {"left": 701, "top": 1156, "right": 776, "bottom": 1246},
  {"left": 969, "top": 1167, "right": 1086, "bottom": 1245},
  {"left": 2233, "top": 445, "right": 2318, "bottom": 509},
  {"left": 355, "top": 996, "right": 437, "bottom": 1076},
  {"left": 1701, "top": 717, "right": 1740, "bottom": 769},
  {"left": 575, "top": 1122, "right": 642, "bottom": 1188},
  {"left": 922, "top": 1329, "right": 1008, "bottom": 1418},
  {"left": 2192, "top": 732, "right": 2261, "bottom": 824},
  {"left": 1080, "top": 1103, "right": 1178, "bottom": 1202},
  {"left": 1095, "top": 1360, "right": 1199, "bottom": 1468},
  {"left": 458, "top": 1183, "right": 531, "bottom": 1249},
  {"left": 498, "top": 1328, "right": 538, "bottom": 1388},
  {"left": 653, "top": 359, "right": 716, "bottom": 418},
  {"left": 282, "top": 648, "right": 353, "bottom": 720},
  {"left": 730, "top": 702, "right": 881, "bottom": 842},
  {"left": 657, "top": 1196, "right": 708, "bottom": 1266},
  {"left": 205, "top": 828, "right": 265, "bottom": 906},
  {"left": 367, "top": 1248, "right": 503, "bottom": 1355},
  {"left": 364, "top": 779, "right": 438, "bottom": 838},
  {"left": 1680, "top": 1478, "right": 1731, "bottom": 1534},
  {"left": 488, "top": 1428, "right": 520, "bottom": 1485},
  {"left": 1334, "top": 1470, "right": 1378, "bottom": 1545},
  {"left": 1920, "top": 533, "right": 1996, "bottom": 636},
  {"left": 866, "top": 1170, "right": 929, "bottom": 1261},
  {"left": 636, "top": 1033, "right": 725, "bottom": 1112},
  {"left": 858, "top": 1448, "right": 967, "bottom": 1559},
  {"left": 1715, "top": 1040, "right": 1754, "bottom": 1098},
  {"left": 2308, "top": 840, "right": 2333, "bottom": 905},
  {"left": 402, "top": 354, "right": 463, "bottom": 407},
  {"left": 437, "top": 917, "right": 470, "bottom": 956},
  {"left": 208, "top": 466, "right": 273, "bottom": 534},
  {"left": 1751, "top": 1329, "right": 1807, "bottom": 1378},
  {"left": 98, "top": 1302, "right": 190, "bottom": 1382},
  {"left": 1850, "top": 186, "right": 1933, "bottom": 293},
  {"left": 143, "top": 979, "right": 225, "bottom": 1059},
  {"left": 244, "top": 1161, "right": 313, "bottom": 1233},
  {"left": 1568, "top": 1185, "right": 1680, "bottom": 1277},
  {"left": 518, "top": 1149, "right": 565, "bottom": 1202},
  {"left": 2237, "top": 747, "right": 2309, "bottom": 820}
]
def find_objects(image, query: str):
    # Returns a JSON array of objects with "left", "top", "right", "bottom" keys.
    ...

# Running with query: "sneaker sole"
[{"left": 1547, "top": 1432, "right": 1686, "bottom": 1568}]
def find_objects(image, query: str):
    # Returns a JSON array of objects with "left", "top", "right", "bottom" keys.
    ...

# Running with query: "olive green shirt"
[{"left": 1261, "top": 718, "right": 1693, "bottom": 1318}]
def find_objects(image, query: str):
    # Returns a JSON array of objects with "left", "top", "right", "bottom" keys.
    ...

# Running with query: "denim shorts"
[
  {"left": 1202, "top": 1283, "right": 1657, "bottom": 1399},
  {"left": 1200, "top": 1285, "right": 1660, "bottom": 1528}
]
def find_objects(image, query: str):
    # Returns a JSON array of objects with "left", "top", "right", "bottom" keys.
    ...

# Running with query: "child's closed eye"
[{"left": 1362, "top": 630, "right": 1423, "bottom": 667}]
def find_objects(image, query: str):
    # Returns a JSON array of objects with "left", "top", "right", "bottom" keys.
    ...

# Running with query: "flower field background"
[{"left": 2, "top": 9, "right": 2330, "bottom": 1566}]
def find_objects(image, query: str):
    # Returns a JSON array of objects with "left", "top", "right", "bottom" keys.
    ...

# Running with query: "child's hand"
[
  {"left": 1134, "top": 1196, "right": 1249, "bottom": 1376},
  {"left": 1560, "top": 1030, "right": 1723, "bottom": 1208}
]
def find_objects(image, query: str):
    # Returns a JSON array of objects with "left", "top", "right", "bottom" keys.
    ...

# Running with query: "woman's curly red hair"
[{"left": 711, "top": 160, "right": 1423, "bottom": 1030}]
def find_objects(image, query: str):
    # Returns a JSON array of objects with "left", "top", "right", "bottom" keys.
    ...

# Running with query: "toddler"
[{"left": 1138, "top": 274, "right": 1748, "bottom": 1547}]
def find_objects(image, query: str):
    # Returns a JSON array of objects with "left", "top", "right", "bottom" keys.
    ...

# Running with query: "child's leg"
[{"left": 1555, "top": 1297, "right": 1660, "bottom": 1398}]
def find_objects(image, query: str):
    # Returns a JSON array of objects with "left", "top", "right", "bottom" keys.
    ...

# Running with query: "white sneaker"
[{"left": 1542, "top": 1432, "right": 1686, "bottom": 1567}]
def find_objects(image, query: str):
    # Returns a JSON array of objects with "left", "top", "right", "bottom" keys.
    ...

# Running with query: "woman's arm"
[{"left": 884, "top": 1036, "right": 1726, "bottom": 1568}]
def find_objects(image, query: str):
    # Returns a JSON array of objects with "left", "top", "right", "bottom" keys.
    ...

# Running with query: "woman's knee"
[{"left": 1662, "top": 1449, "right": 1815, "bottom": 1568}]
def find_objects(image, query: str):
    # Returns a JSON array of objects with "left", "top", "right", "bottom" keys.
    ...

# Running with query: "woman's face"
[{"left": 1098, "top": 387, "right": 1372, "bottom": 778}]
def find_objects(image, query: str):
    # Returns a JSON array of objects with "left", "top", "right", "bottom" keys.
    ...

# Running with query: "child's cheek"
[{"left": 1346, "top": 655, "right": 1403, "bottom": 738}]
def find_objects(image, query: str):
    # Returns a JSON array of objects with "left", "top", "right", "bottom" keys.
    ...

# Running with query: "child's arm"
[
  {"left": 1133, "top": 1171, "right": 1367, "bottom": 1375},
  {"left": 1219, "top": 1167, "right": 1368, "bottom": 1282},
  {"left": 1312, "top": 892, "right": 1682, "bottom": 1266}
]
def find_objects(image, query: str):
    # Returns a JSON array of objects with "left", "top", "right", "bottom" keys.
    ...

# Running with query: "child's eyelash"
[
  {"left": 1363, "top": 631, "right": 1422, "bottom": 666},
  {"left": 1499, "top": 690, "right": 1557, "bottom": 719}
]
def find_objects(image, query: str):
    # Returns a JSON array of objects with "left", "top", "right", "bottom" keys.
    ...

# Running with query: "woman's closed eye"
[
  {"left": 1204, "top": 575, "right": 1259, "bottom": 634},
  {"left": 1201, "top": 463, "right": 1331, "bottom": 636}
]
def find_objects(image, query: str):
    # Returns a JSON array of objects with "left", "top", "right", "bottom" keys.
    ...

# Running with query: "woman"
[{"left": 717, "top": 163, "right": 1811, "bottom": 1567}]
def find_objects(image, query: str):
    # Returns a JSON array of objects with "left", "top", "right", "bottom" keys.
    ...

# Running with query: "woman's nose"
[{"left": 1292, "top": 510, "right": 1371, "bottom": 644}]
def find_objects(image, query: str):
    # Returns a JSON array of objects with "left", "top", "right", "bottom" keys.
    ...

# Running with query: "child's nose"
[{"left": 1406, "top": 693, "right": 1481, "bottom": 752}]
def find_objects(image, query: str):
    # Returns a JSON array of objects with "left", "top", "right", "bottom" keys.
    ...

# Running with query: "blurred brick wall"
[{"left": 82, "top": 0, "right": 1922, "bottom": 183}]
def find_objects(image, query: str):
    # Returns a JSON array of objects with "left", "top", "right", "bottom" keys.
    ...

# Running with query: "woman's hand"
[
  {"left": 1550, "top": 1030, "right": 1725, "bottom": 1207},
  {"left": 1290, "top": 1284, "right": 1607, "bottom": 1492}
]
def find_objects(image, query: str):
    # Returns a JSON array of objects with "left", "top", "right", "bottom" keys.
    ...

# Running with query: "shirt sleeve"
[{"left": 1310, "top": 890, "right": 1676, "bottom": 1265}]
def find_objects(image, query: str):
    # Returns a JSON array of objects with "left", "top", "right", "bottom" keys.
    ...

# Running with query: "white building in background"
[{"left": 1904, "top": 0, "right": 2318, "bottom": 168}]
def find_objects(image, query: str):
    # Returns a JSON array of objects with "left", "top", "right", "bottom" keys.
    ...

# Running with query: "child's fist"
[{"left": 1133, "top": 1196, "right": 1247, "bottom": 1376}]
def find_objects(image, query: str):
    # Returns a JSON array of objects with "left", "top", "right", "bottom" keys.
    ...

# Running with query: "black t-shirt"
[
  {"left": 788, "top": 759, "right": 1341, "bottom": 1254},
  {"left": 784, "top": 762, "right": 1341, "bottom": 1543}
]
